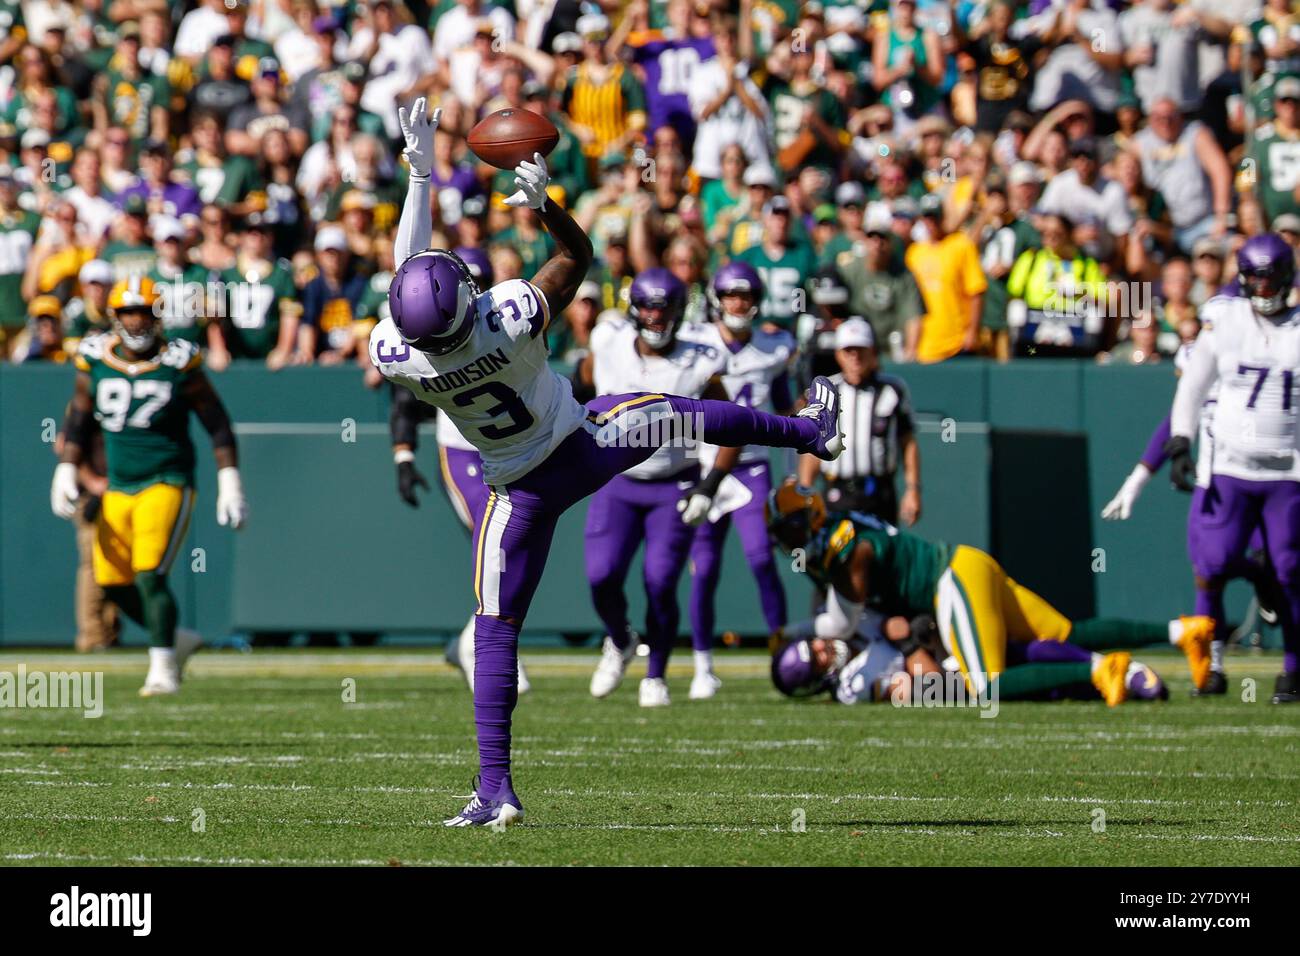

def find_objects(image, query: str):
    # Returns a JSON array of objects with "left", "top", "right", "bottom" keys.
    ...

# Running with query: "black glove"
[
  {"left": 1162, "top": 436, "right": 1195, "bottom": 493},
  {"left": 397, "top": 460, "right": 429, "bottom": 507}
]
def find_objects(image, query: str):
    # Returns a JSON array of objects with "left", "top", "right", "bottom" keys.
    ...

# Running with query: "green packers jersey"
[
  {"left": 103, "top": 67, "right": 170, "bottom": 140},
  {"left": 75, "top": 334, "right": 203, "bottom": 492},
  {"left": 218, "top": 258, "right": 299, "bottom": 359},
  {"left": 763, "top": 79, "right": 844, "bottom": 170},
  {"left": 356, "top": 269, "right": 392, "bottom": 326},
  {"left": 1248, "top": 123, "right": 1300, "bottom": 224},
  {"left": 807, "top": 511, "right": 951, "bottom": 617},
  {"left": 0, "top": 207, "right": 39, "bottom": 328},
  {"left": 61, "top": 297, "right": 113, "bottom": 344},
  {"left": 149, "top": 262, "right": 212, "bottom": 345},
  {"left": 100, "top": 240, "right": 157, "bottom": 281},
  {"left": 735, "top": 242, "right": 818, "bottom": 328}
]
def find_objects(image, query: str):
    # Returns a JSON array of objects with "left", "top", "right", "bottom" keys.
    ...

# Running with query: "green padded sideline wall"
[{"left": 0, "top": 360, "right": 1239, "bottom": 644}]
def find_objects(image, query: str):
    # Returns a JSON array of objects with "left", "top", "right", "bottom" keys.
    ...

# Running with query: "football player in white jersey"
[
  {"left": 681, "top": 261, "right": 797, "bottom": 700},
  {"left": 1167, "top": 233, "right": 1300, "bottom": 704},
  {"left": 575, "top": 268, "right": 732, "bottom": 707},
  {"left": 368, "top": 98, "right": 845, "bottom": 827}
]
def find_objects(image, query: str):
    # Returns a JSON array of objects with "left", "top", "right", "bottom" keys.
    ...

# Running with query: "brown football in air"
[{"left": 467, "top": 108, "right": 560, "bottom": 170}]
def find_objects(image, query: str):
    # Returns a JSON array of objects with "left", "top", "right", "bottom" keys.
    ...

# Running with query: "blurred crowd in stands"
[{"left": 1, "top": 0, "right": 1297, "bottom": 372}]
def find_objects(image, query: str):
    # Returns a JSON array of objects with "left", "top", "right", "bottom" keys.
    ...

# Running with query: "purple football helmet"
[
  {"left": 454, "top": 246, "right": 495, "bottom": 289},
  {"left": 709, "top": 260, "right": 764, "bottom": 331},
  {"left": 388, "top": 249, "right": 480, "bottom": 355},
  {"left": 628, "top": 267, "right": 687, "bottom": 349},
  {"left": 1237, "top": 232, "right": 1295, "bottom": 316},
  {"left": 771, "top": 638, "right": 846, "bottom": 698}
]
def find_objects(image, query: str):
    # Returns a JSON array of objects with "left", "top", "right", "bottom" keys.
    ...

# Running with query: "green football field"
[{"left": 0, "top": 648, "right": 1296, "bottom": 866}]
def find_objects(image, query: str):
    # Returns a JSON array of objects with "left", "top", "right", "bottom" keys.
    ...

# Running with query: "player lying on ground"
[
  {"left": 50, "top": 276, "right": 248, "bottom": 696},
  {"left": 1165, "top": 233, "right": 1300, "bottom": 704},
  {"left": 772, "top": 608, "right": 1169, "bottom": 705},
  {"left": 369, "top": 98, "right": 844, "bottom": 828},
  {"left": 1102, "top": 293, "right": 1281, "bottom": 697},
  {"left": 765, "top": 479, "right": 1215, "bottom": 705}
]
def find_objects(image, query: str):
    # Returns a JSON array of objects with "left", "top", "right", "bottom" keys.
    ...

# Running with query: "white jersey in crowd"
[
  {"left": 694, "top": 324, "right": 797, "bottom": 468},
  {"left": 590, "top": 317, "right": 727, "bottom": 481},
  {"left": 1173, "top": 295, "right": 1300, "bottom": 483},
  {"left": 369, "top": 278, "right": 587, "bottom": 486}
]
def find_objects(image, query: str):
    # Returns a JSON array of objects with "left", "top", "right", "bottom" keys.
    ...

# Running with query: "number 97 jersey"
[
  {"left": 1198, "top": 296, "right": 1300, "bottom": 481},
  {"left": 75, "top": 333, "right": 202, "bottom": 492},
  {"left": 369, "top": 278, "right": 588, "bottom": 487}
]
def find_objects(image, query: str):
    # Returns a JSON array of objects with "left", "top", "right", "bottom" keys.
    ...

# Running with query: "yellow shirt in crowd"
[{"left": 905, "top": 232, "right": 988, "bottom": 364}]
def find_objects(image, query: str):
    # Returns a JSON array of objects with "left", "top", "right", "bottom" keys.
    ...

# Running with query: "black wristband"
[{"left": 697, "top": 469, "right": 726, "bottom": 498}]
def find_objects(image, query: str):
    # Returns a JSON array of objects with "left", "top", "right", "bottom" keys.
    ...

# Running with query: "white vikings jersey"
[
  {"left": 590, "top": 316, "right": 727, "bottom": 480},
  {"left": 1173, "top": 296, "right": 1300, "bottom": 483},
  {"left": 689, "top": 323, "right": 796, "bottom": 467},
  {"left": 435, "top": 408, "right": 476, "bottom": 452},
  {"left": 833, "top": 609, "right": 904, "bottom": 705},
  {"left": 1174, "top": 340, "right": 1218, "bottom": 488},
  {"left": 369, "top": 278, "right": 587, "bottom": 486}
]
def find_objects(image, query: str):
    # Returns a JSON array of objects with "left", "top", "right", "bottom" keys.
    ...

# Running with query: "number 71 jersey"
[
  {"left": 1202, "top": 295, "right": 1300, "bottom": 481},
  {"left": 369, "top": 278, "right": 588, "bottom": 486}
]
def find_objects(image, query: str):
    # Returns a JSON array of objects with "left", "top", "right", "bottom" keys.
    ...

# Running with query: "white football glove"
[
  {"left": 397, "top": 96, "right": 441, "bottom": 178},
  {"left": 216, "top": 466, "right": 248, "bottom": 530},
  {"left": 677, "top": 493, "right": 712, "bottom": 527},
  {"left": 1101, "top": 463, "right": 1152, "bottom": 521},
  {"left": 504, "top": 152, "right": 550, "bottom": 210},
  {"left": 50, "top": 461, "right": 79, "bottom": 520}
]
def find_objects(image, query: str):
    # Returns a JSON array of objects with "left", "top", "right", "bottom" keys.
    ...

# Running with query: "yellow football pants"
[
  {"left": 94, "top": 483, "right": 195, "bottom": 587},
  {"left": 933, "top": 545, "right": 1073, "bottom": 696}
]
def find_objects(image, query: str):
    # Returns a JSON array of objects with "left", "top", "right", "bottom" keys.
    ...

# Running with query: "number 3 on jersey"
[{"left": 454, "top": 381, "right": 535, "bottom": 440}]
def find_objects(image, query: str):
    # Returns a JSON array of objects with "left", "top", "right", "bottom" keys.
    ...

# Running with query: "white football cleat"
[
  {"left": 639, "top": 677, "right": 671, "bottom": 708},
  {"left": 688, "top": 672, "right": 721, "bottom": 700},
  {"left": 516, "top": 659, "right": 531, "bottom": 695},
  {"left": 590, "top": 635, "right": 637, "bottom": 698},
  {"left": 139, "top": 670, "right": 180, "bottom": 697}
]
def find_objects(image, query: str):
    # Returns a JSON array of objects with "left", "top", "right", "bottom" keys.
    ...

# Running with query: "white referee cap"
[{"left": 835, "top": 317, "right": 875, "bottom": 350}]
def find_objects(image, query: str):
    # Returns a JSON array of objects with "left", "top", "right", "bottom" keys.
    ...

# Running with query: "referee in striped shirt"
[{"left": 798, "top": 318, "right": 922, "bottom": 525}]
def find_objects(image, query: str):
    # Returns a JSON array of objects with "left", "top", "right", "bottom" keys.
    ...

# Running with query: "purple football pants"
[
  {"left": 688, "top": 461, "right": 787, "bottom": 652},
  {"left": 471, "top": 392, "right": 820, "bottom": 801},
  {"left": 1189, "top": 474, "right": 1300, "bottom": 673},
  {"left": 440, "top": 446, "right": 490, "bottom": 531},
  {"left": 585, "top": 469, "right": 698, "bottom": 680}
]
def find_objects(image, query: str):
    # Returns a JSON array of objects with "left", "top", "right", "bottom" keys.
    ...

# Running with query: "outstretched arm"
[
  {"left": 184, "top": 369, "right": 248, "bottom": 529},
  {"left": 393, "top": 98, "right": 442, "bottom": 269},
  {"left": 504, "top": 152, "right": 593, "bottom": 318}
]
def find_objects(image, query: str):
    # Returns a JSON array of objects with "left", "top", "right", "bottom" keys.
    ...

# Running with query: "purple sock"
[
  {"left": 665, "top": 396, "right": 817, "bottom": 451},
  {"left": 1024, "top": 639, "right": 1094, "bottom": 664},
  {"left": 473, "top": 614, "right": 519, "bottom": 799},
  {"left": 1286, "top": 652, "right": 1299, "bottom": 674}
]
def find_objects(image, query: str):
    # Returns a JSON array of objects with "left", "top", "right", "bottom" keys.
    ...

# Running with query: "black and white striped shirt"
[{"left": 819, "top": 373, "right": 914, "bottom": 480}]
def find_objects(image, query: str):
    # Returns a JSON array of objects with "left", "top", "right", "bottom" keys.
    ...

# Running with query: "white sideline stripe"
[{"left": 2, "top": 850, "right": 498, "bottom": 867}]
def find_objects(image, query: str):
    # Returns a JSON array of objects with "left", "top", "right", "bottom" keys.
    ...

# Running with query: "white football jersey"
[
  {"left": 435, "top": 408, "right": 476, "bottom": 452},
  {"left": 590, "top": 316, "right": 727, "bottom": 480},
  {"left": 834, "top": 609, "right": 905, "bottom": 705},
  {"left": 1177, "top": 296, "right": 1300, "bottom": 482},
  {"left": 369, "top": 278, "right": 587, "bottom": 486},
  {"left": 690, "top": 323, "right": 796, "bottom": 467},
  {"left": 1174, "top": 340, "right": 1218, "bottom": 488}
]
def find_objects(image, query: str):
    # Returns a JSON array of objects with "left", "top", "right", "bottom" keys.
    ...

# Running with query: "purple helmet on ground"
[
  {"left": 628, "top": 267, "right": 687, "bottom": 349},
  {"left": 454, "top": 246, "right": 495, "bottom": 289},
  {"left": 771, "top": 638, "right": 847, "bottom": 698},
  {"left": 708, "top": 260, "right": 764, "bottom": 331},
  {"left": 1237, "top": 232, "right": 1295, "bottom": 316},
  {"left": 388, "top": 249, "right": 480, "bottom": 355}
]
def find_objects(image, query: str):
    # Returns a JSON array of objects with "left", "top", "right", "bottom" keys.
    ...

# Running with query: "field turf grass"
[{"left": 1, "top": 647, "right": 1296, "bottom": 866}]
